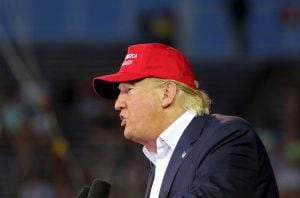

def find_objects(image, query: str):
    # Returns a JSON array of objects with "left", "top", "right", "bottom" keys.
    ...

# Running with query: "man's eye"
[{"left": 124, "top": 87, "right": 133, "bottom": 93}]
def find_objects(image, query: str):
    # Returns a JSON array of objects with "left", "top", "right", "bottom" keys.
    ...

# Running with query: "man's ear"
[{"left": 161, "top": 82, "right": 177, "bottom": 108}]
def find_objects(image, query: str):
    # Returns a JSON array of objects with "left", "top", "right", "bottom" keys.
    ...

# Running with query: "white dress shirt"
[{"left": 143, "top": 110, "right": 196, "bottom": 198}]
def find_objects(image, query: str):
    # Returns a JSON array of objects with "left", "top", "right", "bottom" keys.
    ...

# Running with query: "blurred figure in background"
[
  {"left": 228, "top": 0, "right": 250, "bottom": 56},
  {"left": 138, "top": 7, "right": 176, "bottom": 46}
]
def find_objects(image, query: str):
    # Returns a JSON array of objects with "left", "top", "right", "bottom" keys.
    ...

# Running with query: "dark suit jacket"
[{"left": 145, "top": 114, "right": 279, "bottom": 198}]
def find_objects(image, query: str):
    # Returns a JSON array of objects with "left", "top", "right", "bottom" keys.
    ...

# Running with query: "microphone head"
[
  {"left": 87, "top": 179, "right": 111, "bottom": 198},
  {"left": 77, "top": 186, "right": 90, "bottom": 198}
]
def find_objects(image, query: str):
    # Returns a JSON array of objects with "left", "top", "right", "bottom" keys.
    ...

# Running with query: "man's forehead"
[
  {"left": 117, "top": 78, "right": 165, "bottom": 90},
  {"left": 117, "top": 80, "right": 143, "bottom": 89}
]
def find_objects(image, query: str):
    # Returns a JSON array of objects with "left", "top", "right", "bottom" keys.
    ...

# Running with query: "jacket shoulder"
[
  {"left": 211, "top": 113, "right": 247, "bottom": 123},
  {"left": 209, "top": 113, "right": 252, "bottom": 128},
  {"left": 201, "top": 114, "right": 257, "bottom": 140}
]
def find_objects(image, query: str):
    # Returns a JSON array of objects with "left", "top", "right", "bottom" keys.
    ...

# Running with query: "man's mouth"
[
  {"left": 121, "top": 119, "right": 126, "bottom": 127},
  {"left": 119, "top": 113, "right": 127, "bottom": 127}
]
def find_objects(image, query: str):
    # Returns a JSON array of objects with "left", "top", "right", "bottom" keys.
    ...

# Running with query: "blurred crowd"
[
  {"left": 0, "top": 81, "right": 78, "bottom": 198},
  {"left": 241, "top": 65, "right": 300, "bottom": 198},
  {"left": 0, "top": 79, "right": 148, "bottom": 198}
]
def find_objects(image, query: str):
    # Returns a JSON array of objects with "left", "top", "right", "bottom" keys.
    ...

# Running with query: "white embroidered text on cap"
[{"left": 121, "top": 53, "right": 138, "bottom": 67}]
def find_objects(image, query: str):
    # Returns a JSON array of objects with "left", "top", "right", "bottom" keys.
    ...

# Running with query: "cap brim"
[{"left": 93, "top": 72, "right": 148, "bottom": 99}]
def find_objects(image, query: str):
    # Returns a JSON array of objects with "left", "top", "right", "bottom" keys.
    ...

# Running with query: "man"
[{"left": 92, "top": 43, "right": 279, "bottom": 198}]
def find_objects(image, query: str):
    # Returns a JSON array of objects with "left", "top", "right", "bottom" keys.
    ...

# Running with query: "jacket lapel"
[
  {"left": 158, "top": 115, "right": 209, "bottom": 198},
  {"left": 144, "top": 162, "right": 155, "bottom": 198}
]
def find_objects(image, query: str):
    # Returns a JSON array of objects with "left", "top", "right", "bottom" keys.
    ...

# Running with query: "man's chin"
[
  {"left": 123, "top": 131, "right": 142, "bottom": 144},
  {"left": 123, "top": 130, "right": 132, "bottom": 140}
]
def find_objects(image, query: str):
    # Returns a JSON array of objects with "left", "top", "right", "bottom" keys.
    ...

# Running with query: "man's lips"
[
  {"left": 121, "top": 119, "right": 126, "bottom": 127},
  {"left": 119, "top": 114, "right": 127, "bottom": 127}
]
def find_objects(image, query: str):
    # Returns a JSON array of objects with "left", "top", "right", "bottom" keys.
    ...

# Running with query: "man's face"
[{"left": 114, "top": 79, "right": 163, "bottom": 147}]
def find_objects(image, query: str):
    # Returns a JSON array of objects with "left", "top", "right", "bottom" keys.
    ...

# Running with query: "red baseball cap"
[{"left": 92, "top": 43, "right": 196, "bottom": 99}]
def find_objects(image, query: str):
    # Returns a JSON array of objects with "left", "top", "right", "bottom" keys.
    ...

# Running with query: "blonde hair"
[{"left": 145, "top": 78, "right": 211, "bottom": 115}]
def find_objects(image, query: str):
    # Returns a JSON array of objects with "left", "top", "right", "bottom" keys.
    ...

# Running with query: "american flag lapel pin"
[{"left": 181, "top": 151, "right": 187, "bottom": 159}]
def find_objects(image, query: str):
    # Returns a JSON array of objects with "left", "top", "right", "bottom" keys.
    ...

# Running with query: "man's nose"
[{"left": 114, "top": 94, "right": 126, "bottom": 111}]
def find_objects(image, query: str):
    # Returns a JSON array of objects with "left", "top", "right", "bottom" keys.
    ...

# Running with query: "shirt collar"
[{"left": 143, "top": 110, "right": 196, "bottom": 164}]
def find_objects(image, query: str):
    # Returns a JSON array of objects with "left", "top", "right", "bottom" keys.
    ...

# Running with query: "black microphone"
[
  {"left": 77, "top": 186, "right": 90, "bottom": 198},
  {"left": 86, "top": 179, "right": 111, "bottom": 198}
]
